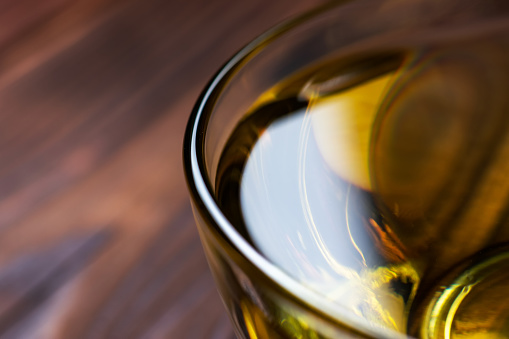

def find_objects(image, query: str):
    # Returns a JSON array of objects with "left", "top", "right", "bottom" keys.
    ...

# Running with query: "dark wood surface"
[{"left": 0, "top": 0, "right": 324, "bottom": 338}]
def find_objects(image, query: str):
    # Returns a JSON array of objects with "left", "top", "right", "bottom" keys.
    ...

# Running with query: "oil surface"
[{"left": 215, "top": 32, "right": 509, "bottom": 338}]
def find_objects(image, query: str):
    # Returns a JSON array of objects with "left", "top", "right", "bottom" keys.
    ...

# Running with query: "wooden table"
[{"left": 0, "top": 0, "right": 323, "bottom": 337}]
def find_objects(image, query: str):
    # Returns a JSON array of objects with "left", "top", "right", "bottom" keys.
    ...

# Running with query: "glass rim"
[{"left": 183, "top": 3, "right": 412, "bottom": 338}]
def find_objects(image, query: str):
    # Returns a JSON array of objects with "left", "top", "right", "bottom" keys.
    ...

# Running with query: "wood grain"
[{"left": 0, "top": 0, "right": 324, "bottom": 337}]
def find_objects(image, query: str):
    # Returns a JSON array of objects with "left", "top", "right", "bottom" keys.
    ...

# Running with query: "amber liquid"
[{"left": 215, "top": 33, "right": 509, "bottom": 338}]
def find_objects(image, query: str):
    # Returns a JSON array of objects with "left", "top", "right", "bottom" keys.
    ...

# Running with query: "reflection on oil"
[{"left": 239, "top": 88, "right": 418, "bottom": 332}]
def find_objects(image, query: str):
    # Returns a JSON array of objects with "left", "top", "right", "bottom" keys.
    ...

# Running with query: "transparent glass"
[{"left": 184, "top": 1, "right": 509, "bottom": 338}]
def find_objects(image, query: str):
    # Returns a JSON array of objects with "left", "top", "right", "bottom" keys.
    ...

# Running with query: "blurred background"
[{"left": 0, "top": 0, "right": 323, "bottom": 337}]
